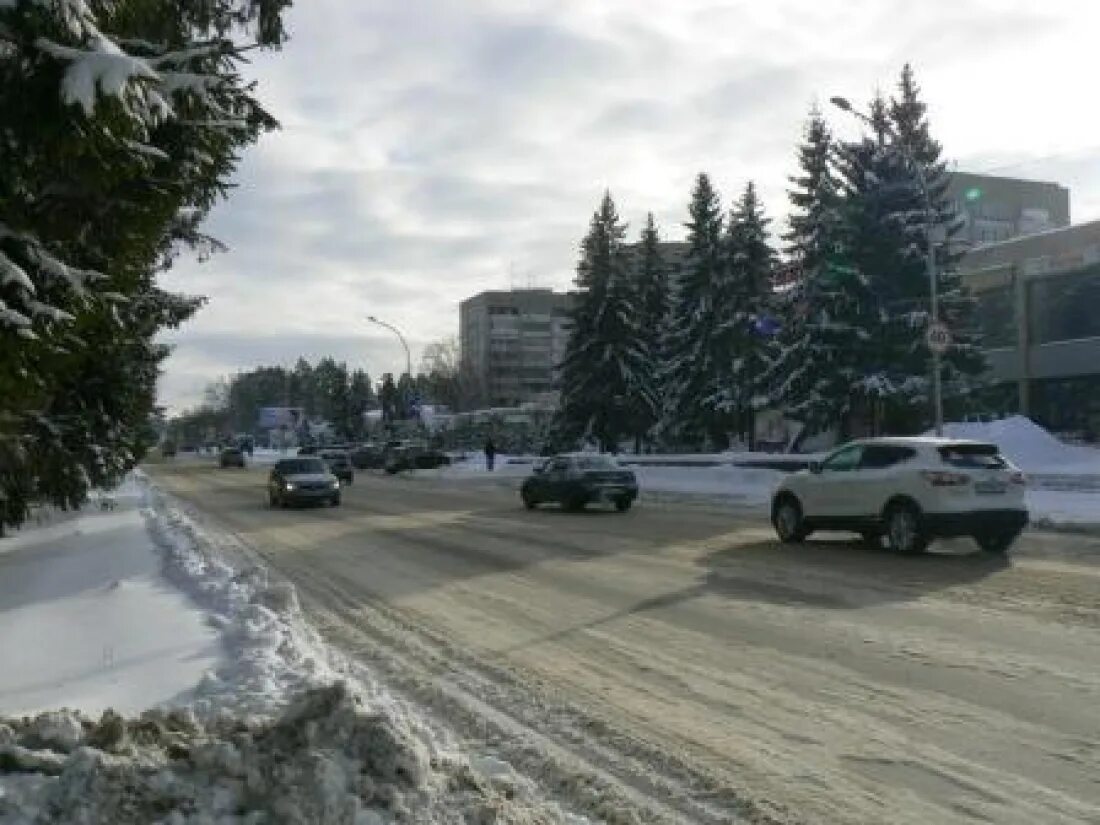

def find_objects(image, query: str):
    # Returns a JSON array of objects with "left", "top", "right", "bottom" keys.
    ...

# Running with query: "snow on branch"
[
  {"left": 0, "top": 250, "right": 34, "bottom": 293},
  {"left": 35, "top": 33, "right": 169, "bottom": 120}
]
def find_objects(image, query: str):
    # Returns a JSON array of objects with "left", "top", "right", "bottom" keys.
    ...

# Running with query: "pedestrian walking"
[{"left": 484, "top": 436, "right": 496, "bottom": 472}]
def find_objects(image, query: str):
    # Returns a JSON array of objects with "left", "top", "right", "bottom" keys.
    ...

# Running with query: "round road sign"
[{"left": 926, "top": 322, "right": 951, "bottom": 355}]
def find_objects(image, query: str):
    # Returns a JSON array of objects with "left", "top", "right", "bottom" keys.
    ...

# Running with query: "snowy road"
[{"left": 147, "top": 460, "right": 1100, "bottom": 825}]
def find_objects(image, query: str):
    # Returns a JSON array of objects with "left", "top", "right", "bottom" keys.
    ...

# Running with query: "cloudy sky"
[{"left": 158, "top": 0, "right": 1100, "bottom": 413}]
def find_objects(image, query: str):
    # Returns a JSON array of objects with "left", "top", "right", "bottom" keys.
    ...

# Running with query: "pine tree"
[
  {"left": 766, "top": 108, "right": 876, "bottom": 440},
  {"left": 0, "top": 0, "right": 289, "bottom": 531},
  {"left": 633, "top": 213, "right": 668, "bottom": 445},
  {"left": 558, "top": 192, "right": 657, "bottom": 451},
  {"left": 714, "top": 182, "right": 777, "bottom": 448},
  {"left": 889, "top": 64, "right": 986, "bottom": 413},
  {"left": 662, "top": 173, "right": 728, "bottom": 447},
  {"left": 835, "top": 91, "right": 931, "bottom": 432}
]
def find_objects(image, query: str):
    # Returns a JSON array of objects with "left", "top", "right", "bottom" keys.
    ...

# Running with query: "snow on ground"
[
  {"left": 0, "top": 477, "right": 222, "bottom": 718},
  {"left": 0, "top": 473, "right": 589, "bottom": 824}
]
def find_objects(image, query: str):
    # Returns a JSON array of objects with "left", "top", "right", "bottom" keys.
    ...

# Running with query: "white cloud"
[{"left": 157, "top": 0, "right": 1100, "bottom": 413}]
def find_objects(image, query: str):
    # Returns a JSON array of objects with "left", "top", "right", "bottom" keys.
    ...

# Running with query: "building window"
[{"left": 1029, "top": 263, "right": 1100, "bottom": 345}]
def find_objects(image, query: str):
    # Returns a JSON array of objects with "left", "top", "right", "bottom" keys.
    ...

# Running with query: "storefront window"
[{"left": 1029, "top": 263, "right": 1100, "bottom": 345}]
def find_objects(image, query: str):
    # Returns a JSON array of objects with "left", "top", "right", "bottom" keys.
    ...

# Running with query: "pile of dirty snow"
[
  {"left": 0, "top": 683, "right": 564, "bottom": 825},
  {"left": 935, "top": 416, "right": 1100, "bottom": 474}
]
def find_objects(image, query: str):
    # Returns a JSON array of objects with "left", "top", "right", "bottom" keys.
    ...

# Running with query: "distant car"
[
  {"left": 319, "top": 450, "right": 354, "bottom": 484},
  {"left": 350, "top": 442, "right": 385, "bottom": 469},
  {"left": 268, "top": 457, "right": 341, "bottom": 508},
  {"left": 520, "top": 454, "right": 638, "bottom": 512},
  {"left": 297, "top": 444, "right": 317, "bottom": 456},
  {"left": 219, "top": 446, "right": 245, "bottom": 468},
  {"left": 771, "top": 437, "right": 1029, "bottom": 554},
  {"left": 383, "top": 441, "right": 452, "bottom": 473}
]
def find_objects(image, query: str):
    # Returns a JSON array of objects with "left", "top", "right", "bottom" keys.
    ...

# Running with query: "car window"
[
  {"left": 276, "top": 458, "right": 326, "bottom": 474},
  {"left": 939, "top": 443, "right": 1008, "bottom": 469},
  {"left": 821, "top": 444, "right": 863, "bottom": 472},
  {"left": 860, "top": 445, "right": 915, "bottom": 469}
]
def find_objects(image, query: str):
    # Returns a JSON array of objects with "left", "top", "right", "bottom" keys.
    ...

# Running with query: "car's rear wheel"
[
  {"left": 522, "top": 491, "right": 537, "bottom": 510},
  {"left": 975, "top": 529, "right": 1019, "bottom": 554},
  {"left": 884, "top": 502, "right": 928, "bottom": 554},
  {"left": 615, "top": 497, "right": 633, "bottom": 512},
  {"left": 772, "top": 495, "right": 807, "bottom": 543}
]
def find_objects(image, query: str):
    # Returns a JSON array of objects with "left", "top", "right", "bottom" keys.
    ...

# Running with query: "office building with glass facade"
[{"left": 961, "top": 220, "right": 1100, "bottom": 435}]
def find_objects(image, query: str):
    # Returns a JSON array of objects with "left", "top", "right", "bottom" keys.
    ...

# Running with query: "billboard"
[{"left": 258, "top": 406, "right": 304, "bottom": 429}]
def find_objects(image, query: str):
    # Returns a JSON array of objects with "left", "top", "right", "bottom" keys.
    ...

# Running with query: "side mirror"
[{"left": 809, "top": 461, "right": 823, "bottom": 474}]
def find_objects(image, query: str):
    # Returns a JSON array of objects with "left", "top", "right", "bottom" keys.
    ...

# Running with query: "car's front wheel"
[
  {"left": 975, "top": 529, "right": 1019, "bottom": 554},
  {"left": 614, "top": 497, "right": 633, "bottom": 512},
  {"left": 772, "top": 495, "right": 808, "bottom": 543},
  {"left": 330, "top": 494, "right": 341, "bottom": 507},
  {"left": 521, "top": 491, "right": 537, "bottom": 510},
  {"left": 884, "top": 501, "right": 928, "bottom": 554}
]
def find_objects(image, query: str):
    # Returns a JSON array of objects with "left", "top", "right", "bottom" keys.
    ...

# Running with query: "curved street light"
[
  {"left": 830, "top": 95, "right": 945, "bottom": 436},
  {"left": 366, "top": 314, "right": 412, "bottom": 378}
]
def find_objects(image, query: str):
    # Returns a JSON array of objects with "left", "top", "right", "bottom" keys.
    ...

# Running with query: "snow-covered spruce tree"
[
  {"left": 834, "top": 92, "right": 931, "bottom": 434},
  {"left": 710, "top": 182, "right": 777, "bottom": 449},
  {"left": 631, "top": 212, "right": 668, "bottom": 447},
  {"left": 661, "top": 173, "right": 729, "bottom": 448},
  {"left": 765, "top": 108, "right": 876, "bottom": 441},
  {"left": 557, "top": 192, "right": 658, "bottom": 452},
  {"left": 888, "top": 64, "right": 986, "bottom": 417},
  {"left": 0, "top": 0, "right": 290, "bottom": 531}
]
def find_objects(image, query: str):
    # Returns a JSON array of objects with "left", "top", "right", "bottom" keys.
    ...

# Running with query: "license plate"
[{"left": 975, "top": 479, "right": 1007, "bottom": 494}]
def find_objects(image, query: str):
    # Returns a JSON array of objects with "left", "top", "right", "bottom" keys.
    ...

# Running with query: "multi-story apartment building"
[{"left": 459, "top": 289, "right": 576, "bottom": 408}]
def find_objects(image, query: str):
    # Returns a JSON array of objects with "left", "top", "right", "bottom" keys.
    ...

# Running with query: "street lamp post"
[
  {"left": 830, "top": 96, "right": 944, "bottom": 436},
  {"left": 366, "top": 315, "right": 412, "bottom": 379}
]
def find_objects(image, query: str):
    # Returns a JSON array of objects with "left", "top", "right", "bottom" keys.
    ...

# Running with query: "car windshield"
[
  {"left": 939, "top": 443, "right": 1008, "bottom": 469},
  {"left": 277, "top": 459, "right": 326, "bottom": 474}
]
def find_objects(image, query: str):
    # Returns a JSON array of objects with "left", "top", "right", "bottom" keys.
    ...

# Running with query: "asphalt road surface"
[{"left": 147, "top": 460, "right": 1100, "bottom": 825}]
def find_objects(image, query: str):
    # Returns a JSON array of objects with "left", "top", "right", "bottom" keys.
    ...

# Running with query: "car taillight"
[
  {"left": 921, "top": 470, "right": 971, "bottom": 487},
  {"left": 1009, "top": 471, "right": 1027, "bottom": 485}
]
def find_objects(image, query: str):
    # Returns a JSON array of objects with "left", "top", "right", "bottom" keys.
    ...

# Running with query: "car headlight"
[
  {"left": 331, "top": 479, "right": 340, "bottom": 489},
  {"left": 284, "top": 482, "right": 296, "bottom": 491}
]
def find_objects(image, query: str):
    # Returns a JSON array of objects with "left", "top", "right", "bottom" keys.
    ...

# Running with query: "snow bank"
[
  {"left": 140, "top": 480, "right": 341, "bottom": 721},
  {"left": 0, "top": 682, "right": 568, "bottom": 824},
  {"left": 935, "top": 416, "right": 1100, "bottom": 474}
]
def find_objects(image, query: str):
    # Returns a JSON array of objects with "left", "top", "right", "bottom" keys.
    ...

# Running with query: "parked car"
[
  {"left": 520, "top": 454, "right": 639, "bottom": 512},
  {"left": 350, "top": 442, "right": 385, "bottom": 469},
  {"left": 319, "top": 449, "right": 354, "bottom": 484},
  {"left": 268, "top": 457, "right": 341, "bottom": 508},
  {"left": 770, "top": 437, "right": 1029, "bottom": 554},
  {"left": 383, "top": 440, "right": 452, "bottom": 473},
  {"left": 219, "top": 446, "right": 245, "bottom": 468}
]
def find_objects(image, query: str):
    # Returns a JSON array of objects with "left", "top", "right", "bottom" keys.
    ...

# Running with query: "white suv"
[{"left": 771, "top": 437, "right": 1029, "bottom": 554}]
